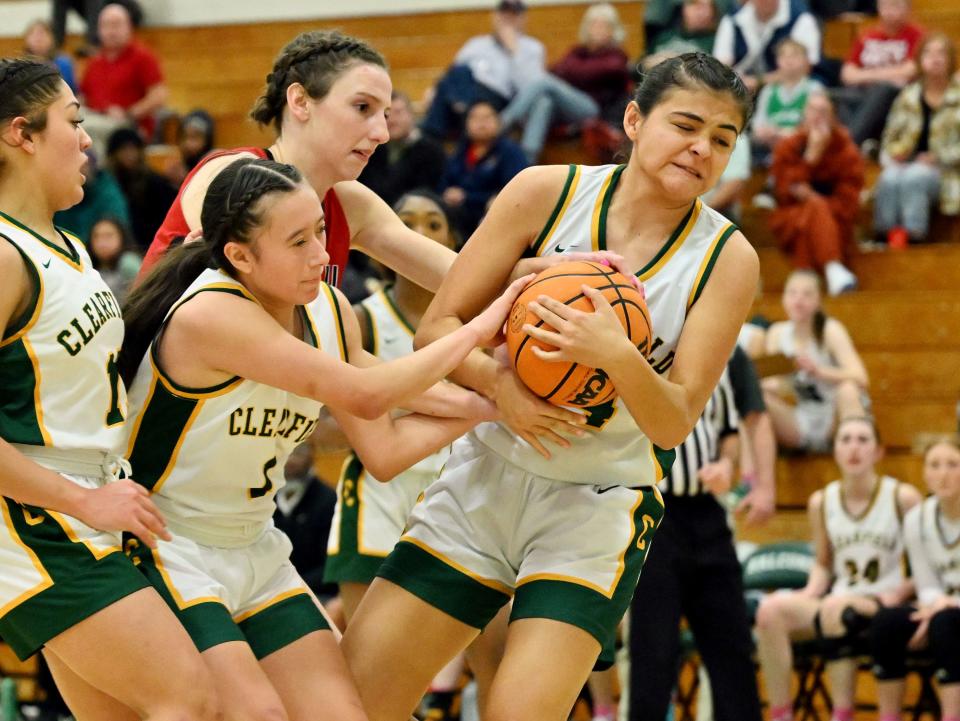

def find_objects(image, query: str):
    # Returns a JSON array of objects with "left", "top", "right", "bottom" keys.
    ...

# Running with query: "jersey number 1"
[{"left": 105, "top": 352, "right": 124, "bottom": 426}]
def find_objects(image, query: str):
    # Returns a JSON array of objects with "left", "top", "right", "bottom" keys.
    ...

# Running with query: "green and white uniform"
[
  {"left": 823, "top": 476, "right": 906, "bottom": 596},
  {"left": 121, "top": 268, "right": 347, "bottom": 657},
  {"left": 325, "top": 287, "right": 451, "bottom": 584},
  {"left": 905, "top": 497, "right": 960, "bottom": 604},
  {"left": 0, "top": 212, "right": 148, "bottom": 660},
  {"left": 380, "top": 165, "right": 737, "bottom": 667}
]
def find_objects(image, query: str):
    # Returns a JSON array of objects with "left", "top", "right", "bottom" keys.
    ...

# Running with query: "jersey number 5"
[{"left": 249, "top": 457, "right": 277, "bottom": 499}]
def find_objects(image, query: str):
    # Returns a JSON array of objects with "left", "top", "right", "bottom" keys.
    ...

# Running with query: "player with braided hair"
[
  {"left": 120, "top": 156, "right": 528, "bottom": 721},
  {"left": 0, "top": 57, "right": 219, "bottom": 721}
]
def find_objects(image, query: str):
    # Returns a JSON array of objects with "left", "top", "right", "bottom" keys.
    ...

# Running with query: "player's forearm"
[
  {"left": 0, "top": 442, "right": 89, "bottom": 515},
  {"left": 358, "top": 414, "right": 478, "bottom": 481},
  {"left": 415, "top": 313, "right": 501, "bottom": 399},
  {"left": 399, "top": 380, "right": 493, "bottom": 420},
  {"left": 605, "top": 341, "right": 699, "bottom": 449}
]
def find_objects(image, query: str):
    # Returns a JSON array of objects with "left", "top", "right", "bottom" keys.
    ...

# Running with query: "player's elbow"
[{"left": 356, "top": 452, "right": 400, "bottom": 482}]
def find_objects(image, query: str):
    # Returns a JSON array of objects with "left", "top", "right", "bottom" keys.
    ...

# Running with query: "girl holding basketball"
[
  {"left": 341, "top": 52, "right": 760, "bottom": 721},
  {"left": 118, "top": 157, "right": 527, "bottom": 721},
  {"left": 141, "top": 28, "right": 599, "bottom": 460}
]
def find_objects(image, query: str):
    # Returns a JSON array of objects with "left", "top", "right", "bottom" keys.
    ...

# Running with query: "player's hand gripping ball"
[{"left": 506, "top": 261, "right": 651, "bottom": 407}]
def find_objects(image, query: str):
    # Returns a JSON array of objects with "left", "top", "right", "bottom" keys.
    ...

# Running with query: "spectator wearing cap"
[
  {"left": 712, "top": 0, "right": 822, "bottom": 93},
  {"left": 421, "top": 0, "right": 546, "bottom": 140},
  {"left": 105, "top": 127, "right": 177, "bottom": 251},
  {"left": 165, "top": 109, "right": 216, "bottom": 187},
  {"left": 80, "top": 2, "right": 167, "bottom": 153},
  {"left": 358, "top": 91, "right": 447, "bottom": 207}
]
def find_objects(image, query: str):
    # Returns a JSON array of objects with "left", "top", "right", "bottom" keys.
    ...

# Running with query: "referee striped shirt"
[{"left": 658, "top": 368, "right": 739, "bottom": 497}]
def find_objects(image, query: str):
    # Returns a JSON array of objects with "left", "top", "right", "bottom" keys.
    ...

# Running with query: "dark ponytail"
[
  {"left": 250, "top": 30, "right": 387, "bottom": 133},
  {"left": 119, "top": 158, "right": 303, "bottom": 384}
]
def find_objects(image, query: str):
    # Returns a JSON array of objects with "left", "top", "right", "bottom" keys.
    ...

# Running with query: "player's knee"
[
  {"left": 153, "top": 658, "right": 222, "bottom": 721},
  {"left": 928, "top": 607, "right": 960, "bottom": 683},
  {"left": 755, "top": 595, "right": 786, "bottom": 632}
]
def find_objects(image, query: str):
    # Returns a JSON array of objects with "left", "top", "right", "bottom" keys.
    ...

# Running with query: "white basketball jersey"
[
  {"left": 473, "top": 164, "right": 738, "bottom": 486},
  {"left": 121, "top": 269, "right": 347, "bottom": 547},
  {"left": 824, "top": 476, "right": 905, "bottom": 595},
  {"left": 358, "top": 287, "right": 450, "bottom": 477},
  {"left": 0, "top": 212, "right": 126, "bottom": 452},
  {"left": 910, "top": 497, "right": 960, "bottom": 599}
]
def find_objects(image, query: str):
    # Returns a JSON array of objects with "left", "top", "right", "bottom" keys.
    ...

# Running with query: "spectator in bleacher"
[
  {"left": 869, "top": 436, "right": 960, "bottom": 721},
  {"left": 439, "top": 100, "right": 528, "bottom": 237},
  {"left": 646, "top": 0, "right": 724, "bottom": 61},
  {"left": 273, "top": 442, "right": 339, "bottom": 604},
  {"left": 79, "top": 2, "right": 167, "bottom": 153},
  {"left": 498, "top": 3, "right": 628, "bottom": 162},
  {"left": 835, "top": 0, "right": 924, "bottom": 149},
  {"left": 357, "top": 91, "right": 447, "bottom": 207},
  {"left": 712, "top": 0, "right": 822, "bottom": 93},
  {"left": 751, "top": 38, "right": 824, "bottom": 167},
  {"left": 22, "top": 19, "right": 76, "bottom": 92},
  {"left": 874, "top": 33, "right": 960, "bottom": 247},
  {"left": 105, "top": 127, "right": 177, "bottom": 251},
  {"left": 763, "top": 270, "right": 869, "bottom": 453},
  {"left": 88, "top": 216, "right": 141, "bottom": 302},
  {"left": 51, "top": 0, "right": 102, "bottom": 55},
  {"left": 54, "top": 149, "right": 130, "bottom": 245},
  {"left": 164, "top": 109, "right": 216, "bottom": 188},
  {"left": 769, "top": 92, "right": 863, "bottom": 295},
  {"left": 754, "top": 416, "right": 921, "bottom": 721},
  {"left": 420, "top": 0, "right": 545, "bottom": 140}
]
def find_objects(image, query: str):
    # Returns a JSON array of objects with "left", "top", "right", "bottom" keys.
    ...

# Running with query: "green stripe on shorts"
[
  {"left": 324, "top": 455, "right": 389, "bottom": 584},
  {"left": 511, "top": 487, "right": 665, "bottom": 670},
  {"left": 238, "top": 593, "right": 329, "bottom": 659},
  {"left": 377, "top": 540, "right": 511, "bottom": 630},
  {"left": 0, "top": 500, "right": 149, "bottom": 660}
]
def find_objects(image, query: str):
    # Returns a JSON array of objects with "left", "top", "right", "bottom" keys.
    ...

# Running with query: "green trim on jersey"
[
  {"left": 652, "top": 444, "right": 677, "bottom": 481},
  {"left": 531, "top": 164, "right": 578, "bottom": 256},
  {"left": 382, "top": 286, "right": 416, "bottom": 335},
  {"left": 687, "top": 224, "right": 738, "bottom": 309},
  {"left": 300, "top": 306, "right": 319, "bottom": 349},
  {"left": 635, "top": 201, "right": 697, "bottom": 277},
  {"left": 511, "top": 486, "right": 664, "bottom": 671},
  {"left": 596, "top": 165, "right": 626, "bottom": 252},
  {"left": 0, "top": 339, "right": 44, "bottom": 445},
  {"left": 0, "top": 210, "right": 81, "bottom": 268},
  {"left": 239, "top": 592, "right": 328, "bottom": 659},
  {"left": 321, "top": 283, "right": 349, "bottom": 363},
  {"left": 0, "top": 235, "right": 41, "bottom": 342},
  {"left": 126, "top": 379, "right": 201, "bottom": 492},
  {"left": 377, "top": 540, "right": 511, "bottom": 629}
]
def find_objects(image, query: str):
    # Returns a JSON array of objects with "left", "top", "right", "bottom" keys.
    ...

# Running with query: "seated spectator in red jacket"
[
  {"left": 80, "top": 2, "right": 167, "bottom": 152},
  {"left": 769, "top": 92, "right": 864, "bottom": 295},
  {"left": 835, "top": 0, "right": 924, "bottom": 147},
  {"left": 358, "top": 91, "right": 448, "bottom": 207},
  {"left": 440, "top": 101, "right": 528, "bottom": 237}
]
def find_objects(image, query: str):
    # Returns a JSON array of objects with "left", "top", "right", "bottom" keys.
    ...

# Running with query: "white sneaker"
[{"left": 825, "top": 261, "right": 858, "bottom": 296}]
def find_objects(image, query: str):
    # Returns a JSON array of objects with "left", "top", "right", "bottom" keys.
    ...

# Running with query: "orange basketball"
[{"left": 505, "top": 261, "right": 652, "bottom": 407}]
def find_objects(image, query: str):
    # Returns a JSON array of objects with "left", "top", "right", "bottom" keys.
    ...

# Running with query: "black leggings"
[{"left": 870, "top": 604, "right": 960, "bottom": 683}]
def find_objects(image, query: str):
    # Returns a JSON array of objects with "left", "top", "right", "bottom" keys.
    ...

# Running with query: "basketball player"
[
  {"left": 0, "top": 59, "right": 218, "bottom": 721},
  {"left": 140, "top": 28, "right": 601, "bottom": 457},
  {"left": 340, "top": 53, "right": 760, "bottom": 721},
  {"left": 118, "top": 158, "right": 526, "bottom": 721},
  {"left": 870, "top": 436, "right": 960, "bottom": 721},
  {"left": 755, "top": 416, "right": 921, "bottom": 721}
]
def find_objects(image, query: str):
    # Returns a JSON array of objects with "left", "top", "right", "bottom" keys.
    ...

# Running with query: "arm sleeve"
[
  {"left": 138, "top": 48, "right": 164, "bottom": 87},
  {"left": 512, "top": 38, "right": 546, "bottom": 90},
  {"left": 716, "top": 374, "right": 740, "bottom": 438},
  {"left": 728, "top": 345, "right": 766, "bottom": 417},
  {"left": 904, "top": 506, "right": 946, "bottom": 606}
]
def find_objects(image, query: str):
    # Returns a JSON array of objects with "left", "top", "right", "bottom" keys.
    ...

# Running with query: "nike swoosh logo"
[
  {"left": 556, "top": 245, "right": 569, "bottom": 253},
  {"left": 42, "top": 258, "right": 51, "bottom": 268}
]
